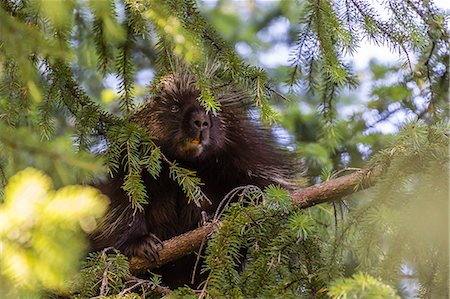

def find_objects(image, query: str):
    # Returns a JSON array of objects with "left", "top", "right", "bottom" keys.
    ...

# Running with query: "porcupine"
[{"left": 89, "top": 67, "right": 295, "bottom": 288}]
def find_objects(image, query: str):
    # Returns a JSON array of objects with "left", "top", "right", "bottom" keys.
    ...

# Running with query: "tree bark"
[
  {"left": 291, "top": 166, "right": 381, "bottom": 208},
  {"left": 129, "top": 166, "right": 382, "bottom": 273},
  {"left": 130, "top": 223, "right": 218, "bottom": 274}
]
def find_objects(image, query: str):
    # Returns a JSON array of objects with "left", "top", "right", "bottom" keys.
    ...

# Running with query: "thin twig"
[
  {"left": 98, "top": 247, "right": 116, "bottom": 297},
  {"left": 119, "top": 280, "right": 147, "bottom": 295},
  {"left": 99, "top": 261, "right": 111, "bottom": 296},
  {"left": 265, "top": 84, "right": 289, "bottom": 102},
  {"left": 330, "top": 167, "right": 361, "bottom": 179},
  {"left": 191, "top": 235, "right": 207, "bottom": 285},
  {"left": 213, "top": 185, "right": 262, "bottom": 221},
  {"left": 122, "top": 275, "right": 171, "bottom": 296},
  {"left": 198, "top": 275, "right": 211, "bottom": 299}
]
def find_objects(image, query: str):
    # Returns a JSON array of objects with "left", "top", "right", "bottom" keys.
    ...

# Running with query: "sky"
[{"left": 254, "top": 0, "right": 449, "bottom": 69}]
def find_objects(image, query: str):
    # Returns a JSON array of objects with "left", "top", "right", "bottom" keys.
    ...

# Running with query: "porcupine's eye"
[{"left": 170, "top": 105, "right": 180, "bottom": 113}]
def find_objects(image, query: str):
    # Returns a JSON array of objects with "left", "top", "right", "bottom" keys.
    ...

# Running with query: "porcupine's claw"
[{"left": 122, "top": 233, "right": 163, "bottom": 262}]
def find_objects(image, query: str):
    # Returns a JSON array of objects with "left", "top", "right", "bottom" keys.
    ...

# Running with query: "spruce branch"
[
  {"left": 349, "top": 0, "right": 413, "bottom": 70},
  {"left": 128, "top": 166, "right": 382, "bottom": 273},
  {"left": 116, "top": 21, "right": 136, "bottom": 116},
  {"left": 160, "top": 152, "right": 211, "bottom": 207},
  {"left": 0, "top": 125, "right": 104, "bottom": 174},
  {"left": 46, "top": 61, "right": 120, "bottom": 132}
]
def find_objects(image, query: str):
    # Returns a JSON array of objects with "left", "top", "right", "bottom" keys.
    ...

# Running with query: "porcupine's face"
[{"left": 150, "top": 87, "right": 223, "bottom": 161}]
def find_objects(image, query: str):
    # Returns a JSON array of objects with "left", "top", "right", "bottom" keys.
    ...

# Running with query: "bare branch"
[{"left": 290, "top": 166, "right": 382, "bottom": 208}]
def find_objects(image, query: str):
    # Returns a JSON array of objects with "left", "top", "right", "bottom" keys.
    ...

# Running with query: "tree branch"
[
  {"left": 290, "top": 166, "right": 382, "bottom": 208},
  {"left": 129, "top": 166, "right": 382, "bottom": 273},
  {"left": 130, "top": 223, "right": 218, "bottom": 274}
]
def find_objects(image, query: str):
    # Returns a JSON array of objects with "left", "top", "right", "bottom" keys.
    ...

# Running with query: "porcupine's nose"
[{"left": 190, "top": 110, "right": 210, "bottom": 131}]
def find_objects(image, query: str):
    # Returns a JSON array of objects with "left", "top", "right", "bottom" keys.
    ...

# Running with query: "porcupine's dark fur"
[{"left": 89, "top": 67, "right": 296, "bottom": 288}]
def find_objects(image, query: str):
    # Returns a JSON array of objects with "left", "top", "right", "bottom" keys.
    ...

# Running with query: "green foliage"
[
  {"left": 328, "top": 272, "right": 400, "bottom": 299},
  {"left": 0, "top": 124, "right": 105, "bottom": 190},
  {"left": 75, "top": 248, "right": 167, "bottom": 298},
  {"left": 329, "top": 121, "right": 449, "bottom": 297},
  {"left": 76, "top": 249, "right": 131, "bottom": 298},
  {"left": 290, "top": 0, "right": 448, "bottom": 123},
  {"left": 106, "top": 123, "right": 155, "bottom": 208},
  {"left": 283, "top": 106, "right": 379, "bottom": 180},
  {"left": 201, "top": 186, "right": 332, "bottom": 298},
  {"left": 263, "top": 184, "right": 293, "bottom": 213},
  {"left": 0, "top": 168, "right": 108, "bottom": 298},
  {"left": 194, "top": 120, "right": 447, "bottom": 299},
  {"left": 0, "top": 0, "right": 448, "bottom": 298},
  {"left": 105, "top": 122, "right": 206, "bottom": 209},
  {"left": 290, "top": 0, "right": 358, "bottom": 117},
  {"left": 196, "top": 79, "right": 222, "bottom": 115},
  {"left": 89, "top": 0, "right": 125, "bottom": 74},
  {"left": 288, "top": 211, "right": 315, "bottom": 241},
  {"left": 169, "top": 162, "right": 205, "bottom": 206}
]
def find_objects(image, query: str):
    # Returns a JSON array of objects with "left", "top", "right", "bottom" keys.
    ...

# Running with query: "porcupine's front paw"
[{"left": 122, "top": 233, "right": 163, "bottom": 261}]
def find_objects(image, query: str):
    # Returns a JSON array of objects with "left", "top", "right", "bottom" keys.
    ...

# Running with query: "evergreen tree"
[{"left": 0, "top": 0, "right": 447, "bottom": 298}]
